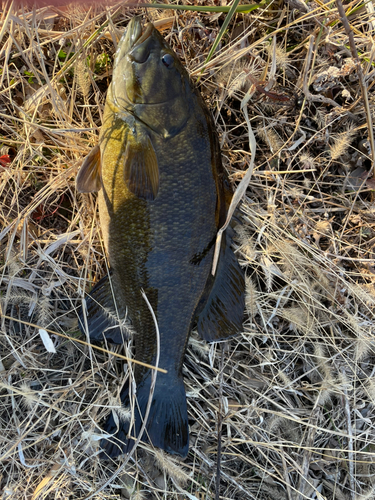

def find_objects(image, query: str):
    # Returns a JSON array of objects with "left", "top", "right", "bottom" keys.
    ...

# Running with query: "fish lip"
[{"left": 131, "top": 22, "right": 153, "bottom": 49}]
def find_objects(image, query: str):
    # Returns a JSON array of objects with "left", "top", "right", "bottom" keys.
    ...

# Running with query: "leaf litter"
[{"left": 1, "top": 1, "right": 375, "bottom": 499}]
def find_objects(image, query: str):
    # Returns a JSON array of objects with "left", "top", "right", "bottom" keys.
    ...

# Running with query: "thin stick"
[
  {"left": 215, "top": 344, "right": 225, "bottom": 500},
  {"left": 342, "top": 368, "right": 355, "bottom": 499},
  {"left": 0, "top": 314, "right": 167, "bottom": 374},
  {"left": 335, "top": 0, "right": 375, "bottom": 176}
]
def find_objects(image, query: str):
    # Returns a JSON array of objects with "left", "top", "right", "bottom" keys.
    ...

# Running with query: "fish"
[{"left": 76, "top": 17, "right": 245, "bottom": 459}]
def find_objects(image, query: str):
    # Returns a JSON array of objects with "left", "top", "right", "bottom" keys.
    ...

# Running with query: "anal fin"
[
  {"left": 78, "top": 273, "right": 130, "bottom": 345},
  {"left": 197, "top": 230, "right": 245, "bottom": 342}
]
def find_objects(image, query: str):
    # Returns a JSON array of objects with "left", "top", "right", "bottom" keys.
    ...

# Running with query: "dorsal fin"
[{"left": 197, "top": 229, "right": 245, "bottom": 342}]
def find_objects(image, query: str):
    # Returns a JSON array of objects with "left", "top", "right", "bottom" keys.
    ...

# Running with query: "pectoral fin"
[
  {"left": 123, "top": 129, "right": 159, "bottom": 201},
  {"left": 197, "top": 230, "right": 245, "bottom": 342},
  {"left": 76, "top": 145, "right": 102, "bottom": 193}
]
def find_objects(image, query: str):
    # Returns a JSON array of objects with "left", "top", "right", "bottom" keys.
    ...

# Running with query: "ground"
[{"left": 1, "top": 1, "right": 375, "bottom": 499}]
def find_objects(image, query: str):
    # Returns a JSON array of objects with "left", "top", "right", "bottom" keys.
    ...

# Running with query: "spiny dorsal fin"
[
  {"left": 123, "top": 129, "right": 159, "bottom": 201},
  {"left": 76, "top": 144, "right": 102, "bottom": 193}
]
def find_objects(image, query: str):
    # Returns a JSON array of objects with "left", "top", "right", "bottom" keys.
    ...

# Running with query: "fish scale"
[{"left": 77, "top": 17, "right": 245, "bottom": 458}]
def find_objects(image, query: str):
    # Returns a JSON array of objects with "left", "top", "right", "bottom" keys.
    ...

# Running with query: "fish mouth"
[
  {"left": 128, "top": 20, "right": 155, "bottom": 64},
  {"left": 127, "top": 17, "right": 154, "bottom": 52},
  {"left": 128, "top": 18, "right": 153, "bottom": 50}
]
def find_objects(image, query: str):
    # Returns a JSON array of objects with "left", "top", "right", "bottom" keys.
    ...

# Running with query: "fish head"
[{"left": 112, "top": 17, "right": 191, "bottom": 138}]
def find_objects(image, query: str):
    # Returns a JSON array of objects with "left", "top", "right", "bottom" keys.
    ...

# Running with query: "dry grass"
[{"left": 1, "top": 1, "right": 375, "bottom": 499}]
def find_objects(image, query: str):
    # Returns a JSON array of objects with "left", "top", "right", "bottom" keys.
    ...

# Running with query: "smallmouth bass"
[{"left": 77, "top": 17, "right": 245, "bottom": 458}]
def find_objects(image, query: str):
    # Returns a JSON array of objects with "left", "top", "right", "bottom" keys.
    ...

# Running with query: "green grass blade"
[
  {"left": 137, "top": 2, "right": 262, "bottom": 13},
  {"left": 198, "top": 0, "right": 242, "bottom": 78}
]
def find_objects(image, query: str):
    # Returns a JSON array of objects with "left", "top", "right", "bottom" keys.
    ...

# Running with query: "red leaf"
[{"left": 0, "top": 155, "right": 11, "bottom": 167}]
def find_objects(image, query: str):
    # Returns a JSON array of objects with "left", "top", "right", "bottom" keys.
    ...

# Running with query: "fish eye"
[{"left": 162, "top": 53, "right": 174, "bottom": 68}]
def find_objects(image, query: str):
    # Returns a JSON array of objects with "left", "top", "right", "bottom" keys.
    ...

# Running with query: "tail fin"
[{"left": 100, "top": 375, "right": 189, "bottom": 458}]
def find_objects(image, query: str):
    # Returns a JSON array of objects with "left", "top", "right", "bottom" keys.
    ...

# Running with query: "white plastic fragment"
[{"left": 38, "top": 329, "right": 56, "bottom": 353}]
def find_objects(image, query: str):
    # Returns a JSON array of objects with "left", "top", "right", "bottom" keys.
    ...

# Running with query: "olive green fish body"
[
  {"left": 99, "top": 84, "right": 219, "bottom": 378},
  {"left": 77, "top": 18, "right": 245, "bottom": 458}
]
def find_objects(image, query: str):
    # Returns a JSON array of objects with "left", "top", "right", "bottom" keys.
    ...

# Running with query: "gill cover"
[{"left": 112, "top": 18, "right": 191, "bottom": 138}]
